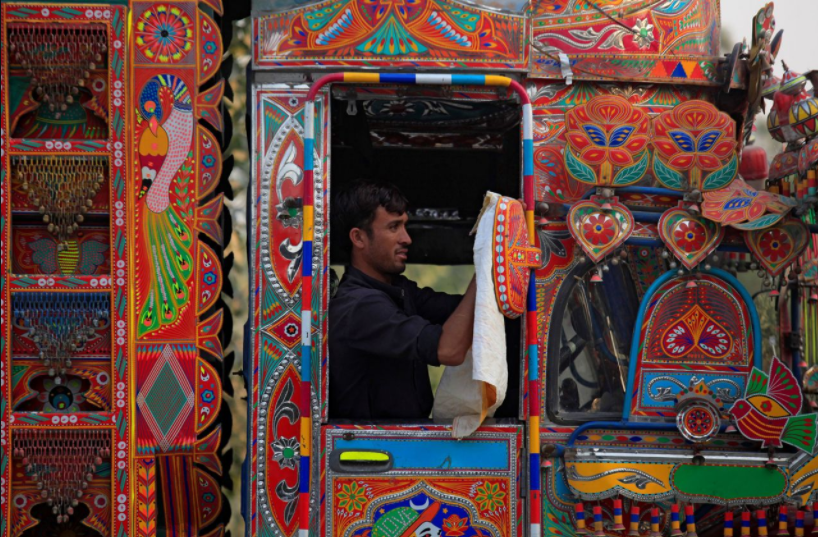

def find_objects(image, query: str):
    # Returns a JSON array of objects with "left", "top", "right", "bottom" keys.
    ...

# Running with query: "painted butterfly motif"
[
  {"left": 661, "top": 304, "right": 733, "bottom": 360},
  {"left": 668, "top": 129, "right": 723, "bottom": 153},
  {"left": 582, "top": 124, "right": 636, "bottom": 148}
]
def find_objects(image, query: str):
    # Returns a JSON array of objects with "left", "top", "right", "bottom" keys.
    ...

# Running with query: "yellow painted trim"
[
  {"left": 485, "top": 75, "right": 512, "bottom": 87},
  {"left": 300, "top": 418, "right": 312, "bottom": 456},
  {"left": 525, "top": 210, "right": 535, "bottom": 239},
  {"left": 303, "top": 205, "right": 314, "bottom": 242},
  {"left": 339, "top": 451, "right": 390, "bottom": 463},
  {"left": 344, "top": 73, "right": 380, "bottom": 84},
  {"left": 529, "top": 416, "right": 540, "bottom": 452}
]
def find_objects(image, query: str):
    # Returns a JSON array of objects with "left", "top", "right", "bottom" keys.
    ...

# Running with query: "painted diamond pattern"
[
  {"left": 269, "top": 311, "right": 301, "bottom": 349},
  {"left": 136, "top": 344, "right": 194, "bottom": 452}
]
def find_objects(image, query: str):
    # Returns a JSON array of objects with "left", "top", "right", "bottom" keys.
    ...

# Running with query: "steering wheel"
[
  {"left": 557, "top": 333, "right": 586, "bottom": 374},
  {"left": 557, "top": 334, "right": 599, "bottom": 389}
]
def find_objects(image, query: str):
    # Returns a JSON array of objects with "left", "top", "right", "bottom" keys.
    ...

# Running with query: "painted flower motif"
[
  {"left": 201, "top": 389, "right": 215, "bottom": 403},
  {"left": 631, "top": 18, "right": 654, "bottom": 48},
  {"left": 443, "top": 513, "right": 469, "bottom": 536},
  {"left": 284, "top": 322, "right": 299, "bottom": 338},
  {"left": 565, "top": 95, "right": 649, "bottom": 167},
  {"left": 474, "top": 482, "right": 506, "bottom": 512},
  {"left": 759, "top": 228, "right": 793, "bottom": 263},
  {"left": 672, "top": 220, "right": 706, "bottom": 253},
  {"left": 202, "top": 155, "right": 216, "bottom": 168},
  {"left": 337, "top": 481, "right": 367, "bottom": 513},
  {"left": 272, "top": 437, "right": 301, "bottom": 470},
  {"left": 701, "top": 177, "right": 791, "bottom": 226},
  {"left": 582, "top": 213, "right": 616, "bottom": 246},
  {"left": 204, "top": 40, "right": 218, "bottom": 54},
  {"left": 653, "top": 100, "right": 737, "bottom": 172},
  {"left": 135, "top": 4, "right": 194, "bottom": 63}
]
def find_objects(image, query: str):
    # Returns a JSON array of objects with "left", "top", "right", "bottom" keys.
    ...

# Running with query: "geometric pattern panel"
[{"left": 136, "top": 343, "right": 196, "bottom": 454}]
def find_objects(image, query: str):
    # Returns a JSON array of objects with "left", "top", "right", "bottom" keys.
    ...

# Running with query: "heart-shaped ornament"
[
  {"left": 659, "top": 205, "right": 725, "bottom": 270},
  {"left": 745, "top": 217, "right": 810, "bottom": 276},
  {"left": 567, "top": 196, "right": 634, "bottom": 263}
]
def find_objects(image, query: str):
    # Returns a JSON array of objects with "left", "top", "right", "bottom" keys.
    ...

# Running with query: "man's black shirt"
[{"left": 328, "top": 266, "right": 461, "bottom": 419}]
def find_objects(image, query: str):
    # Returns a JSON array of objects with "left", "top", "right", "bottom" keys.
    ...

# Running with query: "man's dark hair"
[{"left": 332, "top": 180, "right": 408, "bottom": 252}]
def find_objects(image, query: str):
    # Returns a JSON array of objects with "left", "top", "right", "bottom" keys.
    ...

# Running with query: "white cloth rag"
[{"left": 433, "top": 192, "right": 507, "bottom": 438}]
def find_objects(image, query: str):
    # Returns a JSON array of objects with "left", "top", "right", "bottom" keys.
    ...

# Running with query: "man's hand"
[{"left": 437, "top": 275, "right": 477, "bottom": 366}]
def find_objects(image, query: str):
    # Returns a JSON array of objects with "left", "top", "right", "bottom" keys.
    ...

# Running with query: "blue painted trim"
[
  {"left": 581, "top": 186, "right": 683, "bottom": 200},
  {"left": 304, "top": 138, "right": 314, "bottom": 171},
  {"left": 301, "top": 345, "right": 312, "bottom": 381},
  {"left": 529, "top": 453, "right": 541, "bottom": 490},
  {"left": 626, "top": 238, "right": 663, "bottom": 247},
  {"left": 299, "top": 455, "right": 311, "bottom": 493},
  {"left": 567, "top": 421, "right": 680, "bottom": 447},
  {"left": 527, "top": 274, "right": 537, "bottom": 312},
  {"left": 451, "top": 74, "right": 486, "bottom": 85},
  {"left": 621, "top": 270, "right": 677, "bottom": 421},
  {"left": 631, "top": 211, "right": 662, "bottom": 223},
  {"left": 380, "top": 73, "right": 417, "bottom": 84},
  {"left": 334, "top": 438, "right": 510, "bottom": 470},
  {"left": 302, "top": 240, "right": 313, "bottom": 277},
  {"left": 523, "top": 140, "right": 534, "bottom": 176},
  {"left": 528, "top": 344, "right": 538, "bottom": 381}
]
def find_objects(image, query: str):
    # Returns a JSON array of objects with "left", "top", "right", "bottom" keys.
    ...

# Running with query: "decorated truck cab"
[{"left": 244, "top": 1, "right": 818, "bottom": 537}]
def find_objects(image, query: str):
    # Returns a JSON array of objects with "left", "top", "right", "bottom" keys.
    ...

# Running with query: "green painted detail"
[
  {"left": 116, "top": 348, "right": 126, "bottom": 378},
  {"left": 5, "top": 6, "right": 38, "bottom": 15},
  {"left": 702, "top": 153, "right": 738, "bottom": 191},
  {"left": 656, "top": 437, "right": 671, "bottom": 443},
  {"left": 613, "top": 150, "right": 649, "bottom": 186},
  {"left": 117, "top": 408, "right": 127, "bottom": 436},
  {"left": 54, "top": 8, "right": 82, "bottom": 18},
  {"left": 16, "top": 140, "right": 43, "bottom": 150},
  {"left": 601, "top": 434, "right": 615, "bottom": 441},
  {"left": 653, "top": 156, "right": 685, "bottom": 190},
  {"left": 12, "top": 365, "right": 29, "bottom": 389},
  {"left": 672, "top": 464, "right": 787, "bottom": 500},
  {"left": 565, "top": 147, "right": 597, "bottom": 184}
]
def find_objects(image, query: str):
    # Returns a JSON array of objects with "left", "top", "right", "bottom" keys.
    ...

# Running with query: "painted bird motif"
[
  {"left": 730, "top": 356, "right": 818, "bottom": 453},
  {"left": 136, "top": 75, "right": 194, "bottom": 337}
]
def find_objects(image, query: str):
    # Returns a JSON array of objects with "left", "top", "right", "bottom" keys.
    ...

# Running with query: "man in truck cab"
[{"left": 329, "top": 180, "right": 477, "bottom": 420}]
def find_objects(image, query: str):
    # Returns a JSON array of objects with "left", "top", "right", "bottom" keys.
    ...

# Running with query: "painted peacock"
[{"left": 136, "top": 74, "right": 194, "bottom": 337}]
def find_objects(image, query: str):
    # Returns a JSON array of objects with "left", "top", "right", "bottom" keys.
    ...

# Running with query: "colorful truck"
[{"left": 245, "top": 1, "right": 818, "bottom": 537}]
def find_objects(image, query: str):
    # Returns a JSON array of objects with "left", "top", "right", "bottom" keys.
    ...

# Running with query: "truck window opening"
[{"left": 327, "top": 95, "right": 524, "bottom": 421}]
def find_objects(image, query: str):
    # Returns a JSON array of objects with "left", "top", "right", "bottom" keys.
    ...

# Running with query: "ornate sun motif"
[{"left": 135, "top": 4, "right": 194, "bottom": 63}]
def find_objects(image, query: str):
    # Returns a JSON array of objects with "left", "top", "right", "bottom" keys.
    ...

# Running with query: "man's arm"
[{"left": 436, "top": 276, "right": 476, "bottom": 366}]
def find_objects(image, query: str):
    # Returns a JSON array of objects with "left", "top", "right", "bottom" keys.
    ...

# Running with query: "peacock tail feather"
[{"left": 137, "top": 207, "right": 193, "bottom": 337}]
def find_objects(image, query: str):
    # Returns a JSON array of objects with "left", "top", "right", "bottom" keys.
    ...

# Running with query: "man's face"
[{"left": 358, "top": 206, "right": 411, "bottom": 276}]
